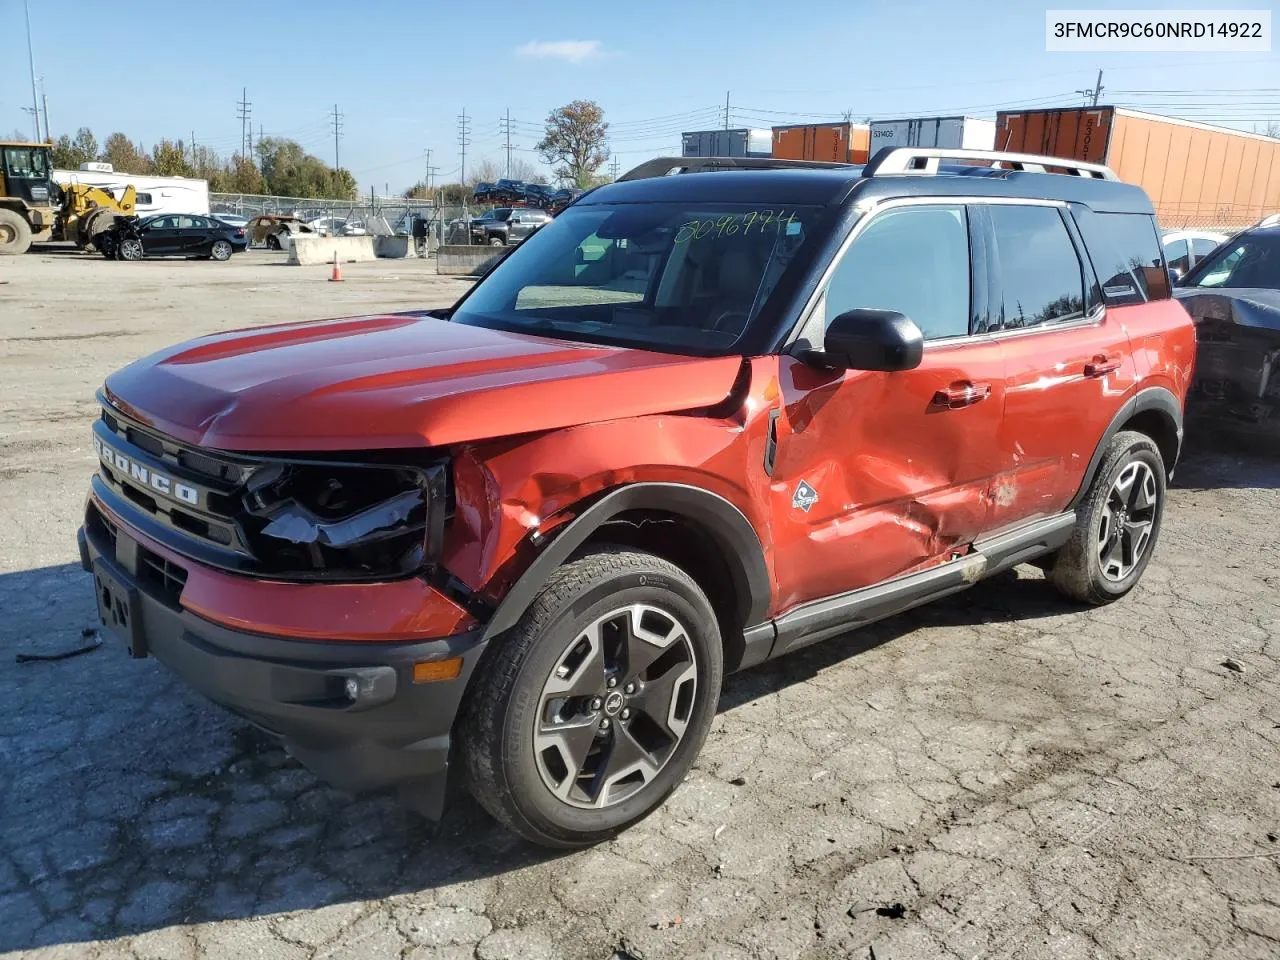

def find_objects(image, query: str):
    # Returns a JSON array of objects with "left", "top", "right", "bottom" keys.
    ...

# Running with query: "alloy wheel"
[
  {"left": 211, "top": 240, "right": 232, "bottom": 261},
  {"left": 119, "top": 239, "right": 143, "bottom": 261},
  {"left": 533, "top": 604, "right": 698, "bottom": 809},
  {"left": 1097, "top": 460, "right": 1158, "bottom": 581}
]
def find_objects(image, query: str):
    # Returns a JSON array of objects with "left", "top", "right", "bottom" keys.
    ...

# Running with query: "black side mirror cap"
[{"left": 808, "top": 308, "right": 925, "bottom": 372}]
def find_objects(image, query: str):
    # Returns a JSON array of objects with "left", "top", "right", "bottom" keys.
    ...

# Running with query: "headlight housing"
[{"left": 240, "top": 459, "right": 449, "bottom": 581}]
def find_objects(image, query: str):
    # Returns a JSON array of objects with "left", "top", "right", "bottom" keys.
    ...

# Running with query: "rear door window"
[
  {"left": 988, "top": 205, "right": 1086, "bottom": 328},
  {"left": 1075, "top": 210, "right": 1170, "bottom": 304},
  {"left": 1165, "top": 239, "right": 1190, "bottom": 275}
]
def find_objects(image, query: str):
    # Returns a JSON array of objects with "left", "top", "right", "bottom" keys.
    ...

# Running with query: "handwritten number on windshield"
[{"left": 674, "top": 210, "right": 798, "bottom": 244}]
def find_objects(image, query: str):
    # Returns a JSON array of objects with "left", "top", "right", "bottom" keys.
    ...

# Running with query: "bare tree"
[
  {"left": 508, "top": 157, "right": 549, "bottom": 184},
  {"left": 467, "top": 158, "right": 501, "bottom": 187}
]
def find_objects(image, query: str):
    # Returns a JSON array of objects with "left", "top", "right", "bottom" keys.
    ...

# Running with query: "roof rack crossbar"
[
  {"left": 618, "top": 156, "right": 852, "bottom": 182},
  {"left": 862, "top": 147, "right": 1118, "bottom": 181}
]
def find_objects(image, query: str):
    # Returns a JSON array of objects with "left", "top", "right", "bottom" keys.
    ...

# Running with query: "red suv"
[{"left": 79, "top": 149, "right": 1196, "bottom": 848}]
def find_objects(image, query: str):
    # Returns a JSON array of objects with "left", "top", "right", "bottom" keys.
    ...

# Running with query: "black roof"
[{"left": 580, "top": 163, "right": 1155, "bottom": 216}]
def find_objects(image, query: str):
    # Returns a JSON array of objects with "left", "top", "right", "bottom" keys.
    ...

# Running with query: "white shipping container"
[{"left": 868, "top": 116, "right": 996, "bottom": 156}]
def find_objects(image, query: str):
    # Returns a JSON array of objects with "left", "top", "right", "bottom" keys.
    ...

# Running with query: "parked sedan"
[
  {"left": 209, "top": 212, "right": 251, "bottom": 229},
  {"left": 105, "top": 214, "right": 249, "bottom": 261},
  {"left": 1162, "top": 229, "right": 1228, "bottom": 278}
]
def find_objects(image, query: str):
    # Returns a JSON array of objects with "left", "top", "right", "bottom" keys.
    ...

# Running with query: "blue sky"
[{"left": 3, "top": 0, "right": 1277, "bottom": 194}]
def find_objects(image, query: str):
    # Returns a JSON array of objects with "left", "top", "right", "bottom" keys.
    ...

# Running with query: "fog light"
[{"left": 344, "top": 677, "right": 360, "bottom": 701}]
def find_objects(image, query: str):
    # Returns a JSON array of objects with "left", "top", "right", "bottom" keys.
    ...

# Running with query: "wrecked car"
[
  {"left": 79, "top": 149, "right": 1194, "bottom": 849},
  {"left": 1174, "top": 218, "right": 1280, "bottom": 443}
]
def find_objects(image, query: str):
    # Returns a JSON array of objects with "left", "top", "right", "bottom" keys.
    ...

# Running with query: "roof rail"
[
  {"left": 863, "top": 147, "right": 1118, "bottom": 180},
  {"left": 1257, "top": 212, "right": 1280, "bottom": 228},
  {"left": 617, "top": 155, "right": 851, "bottom": 182}
]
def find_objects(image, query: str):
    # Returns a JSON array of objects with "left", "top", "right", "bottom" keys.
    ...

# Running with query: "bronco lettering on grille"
[{"left": 94, "top": 434, "right": 200, "bottom": 507}]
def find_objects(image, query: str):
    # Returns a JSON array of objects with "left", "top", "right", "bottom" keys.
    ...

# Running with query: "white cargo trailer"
[
  {"left": 51, "top": 163, "right": 210, "bottom": 217},
  {"left": 868, "top": 116, "right": 996, "bottom": 156}
]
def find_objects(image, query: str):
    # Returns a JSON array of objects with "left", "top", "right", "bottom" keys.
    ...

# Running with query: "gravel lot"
[{"left": 1, "top": 248, "right": 1278, "bottom": 960}]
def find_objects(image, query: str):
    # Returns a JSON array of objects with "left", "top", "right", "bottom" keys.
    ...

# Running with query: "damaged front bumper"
[
  {"left": 1178, "top": 289, "right": 1280, "bottom": 438},
  {"left": 78, "top": 500, "right": 486, "bottom": 819}
]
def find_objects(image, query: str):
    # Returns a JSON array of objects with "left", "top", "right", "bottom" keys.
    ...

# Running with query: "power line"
[{"left": 331, "top": 104, "right": 344, "bottom": 170}]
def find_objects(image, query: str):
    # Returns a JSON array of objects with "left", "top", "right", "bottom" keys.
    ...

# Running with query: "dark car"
[
  {"left": 472, "top": 182, "right": 496, "bottom": 203},
  {"left": 523, "top": 183, "right": 555, "bottom": 208},
  {"left": 1173, "top": 217, "right": 1280, "bottom": 442},
  {"left": 81, "top": 149, "right": 1194, "bottom": 849},
  {"left": 469, "top": 206, "right": 552, "bottom": 246},
  {"left": 491, "top": 179, "right": 528, "bottom": 203},
  {"left": 104, "top": 214, "right": 249, "bottom": 262}
]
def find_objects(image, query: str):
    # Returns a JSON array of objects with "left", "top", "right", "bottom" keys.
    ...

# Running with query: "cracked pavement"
[{"left": 2, "top": 251, "right": 1279, "bottom": 959}]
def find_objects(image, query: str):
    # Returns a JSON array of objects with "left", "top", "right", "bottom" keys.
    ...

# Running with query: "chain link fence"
[
  {"left": 209, "top": 193, "right": 492, "bottom": 252},
  {"left": 1154, "top": 202, "right": 1274, "bottom": 233}
]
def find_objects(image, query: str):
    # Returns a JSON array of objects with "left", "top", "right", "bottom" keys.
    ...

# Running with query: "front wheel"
[
  {"left": 117, "top": 238, "right": 144, "bottom": 261},
  {"left": 488, "top": 235, "right": 505, "bottom": 247},
  {"left": 459, "top": 548, "right": 723, "bottom": 848},
  {"left": 1050, "top": 430, "right": 1166, "bottom": 605},
  {"left": 209, "top": 240, "right": 233, "bottom": 261}
]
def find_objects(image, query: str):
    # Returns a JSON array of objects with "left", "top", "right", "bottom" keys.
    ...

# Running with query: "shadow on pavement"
[{"left": 2, "top": 449, "right": 1274, "bottom": 950}]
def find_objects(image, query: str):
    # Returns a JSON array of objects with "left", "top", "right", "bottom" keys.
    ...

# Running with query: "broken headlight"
[{"left": 240, "top": 460, "right": 448, "bottom": 580}]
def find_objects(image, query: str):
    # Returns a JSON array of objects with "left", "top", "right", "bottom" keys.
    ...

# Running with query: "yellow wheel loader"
[{"left": 0, "top": 141, "right": 136, "bottom": 254}]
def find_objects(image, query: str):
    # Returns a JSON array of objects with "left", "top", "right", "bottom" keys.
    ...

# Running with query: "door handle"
[
  {"left": 1084, "top": 354, "right": 1123, "bottom": 377},
  {"left": 933, "top": 381, "right": 992, "bottom": 409}
]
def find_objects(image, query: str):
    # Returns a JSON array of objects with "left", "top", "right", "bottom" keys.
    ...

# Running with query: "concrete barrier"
[
  {"left": 436, "top": 244, "right": 510, "bottom": 277},
  {"left": 288, "top": 234, "right": 417, "bottom": 265}
]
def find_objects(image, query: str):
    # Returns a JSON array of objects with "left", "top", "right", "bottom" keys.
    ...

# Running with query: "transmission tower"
[
  {"left": 500, "top": 109, "right": 517, "bottom": 177},
  {"left": 331, "top": 105, "right": 344, "bottom": 169},
  {"left": 236, "top": 88, "right": 252, "bottom": 158},
  {"left": 457, "top": 109, "right": 472, "bottom": 186}
]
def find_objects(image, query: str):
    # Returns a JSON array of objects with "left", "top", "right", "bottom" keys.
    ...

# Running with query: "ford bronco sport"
[{"left": 79, "top": 148, "right": 1195, "bottom": 848}]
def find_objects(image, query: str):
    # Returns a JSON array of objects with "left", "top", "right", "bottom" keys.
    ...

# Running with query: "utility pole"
[
  {"left": 40, "top": 80, "right": 50, "bottom": 143},
  {"left": 609, "top": 157, "right": 620, "bottom": 181},
  {"left": 190, "top": 130, "right": 197, "bottom": 165},
  {"left": 457, "top": 108, "right": 471, "bottom": 186},
  {"left": 236, "top": 88, "right": 252, "bottom": 159},
  {"left": 331, "top": 104, "right": 344, "bottom": 169},
  {"left": 500, "top": 109, "right": 514, "bottom": 177},
  {"left": 724, "top": 90, "right": 731, "bottom": 130},
  {"left": 24, "top": 0, "right": 41, "bottom": 140},
  {"left": 1077, "top": 70, "right": 1105, "bottom": 107}
]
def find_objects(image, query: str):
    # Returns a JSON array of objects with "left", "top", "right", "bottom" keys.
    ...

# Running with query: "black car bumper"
[{"left": 77, "top": 521, "right": 486, "bottom": 819}]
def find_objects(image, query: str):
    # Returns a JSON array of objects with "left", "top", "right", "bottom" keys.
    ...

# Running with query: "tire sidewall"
[
  {"left": 120, "top": 239, "right": 143, "bottom": 261},
  {"left": 499, "top": 569, "right": 723, "bottom": 842},
  {"left": 1082, "top": 436, "right": 1166, "bottom": 598},
  {"left": 211, "top": 241, "right": 232, "bottom": 261}
]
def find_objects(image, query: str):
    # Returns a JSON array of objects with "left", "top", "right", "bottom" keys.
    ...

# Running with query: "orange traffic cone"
[{"left": 329, "top": 251, "right": 343, "bottom": 282}]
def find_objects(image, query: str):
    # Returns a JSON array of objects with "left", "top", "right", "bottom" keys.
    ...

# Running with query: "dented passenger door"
[{"left": 767, "top": 201, "right": 1009, "bottom": 614}]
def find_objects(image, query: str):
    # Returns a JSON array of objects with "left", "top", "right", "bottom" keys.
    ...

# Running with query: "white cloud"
[{"left": 515, "top": 40, "right": 608, "bottom": 63}]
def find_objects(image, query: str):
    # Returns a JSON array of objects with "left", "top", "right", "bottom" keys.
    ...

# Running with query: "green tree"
[
  {"left": 224, "top": 154, "right": 265, "bottom": 194},
  {"left": 50, "top": 127, "right": 98, "bottom": 169},
  {"left": 536, "top": 100, "right": 609, "bottom": 188},
  {"left": 100, "top": 133, "right": 152, "bottom": 174},
  {"left": 151, "top": 138, "right": 193, "bottom": 177}
]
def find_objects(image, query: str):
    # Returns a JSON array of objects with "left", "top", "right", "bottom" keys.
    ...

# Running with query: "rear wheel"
[
  {"left": 459, "top": 548, "right": 723, "bottom": 848},
  {"left": 0, "top": 209, "right": 33, "bottom": 256},
  {"left": 209, "top": 240, "right": 233, "bottom": 261},
  {"left": 1050, "top": 430, "right": 1166, "bottom": 605},
  {"left": 266, "top": 234, "right": 281, "bottom": 251}
]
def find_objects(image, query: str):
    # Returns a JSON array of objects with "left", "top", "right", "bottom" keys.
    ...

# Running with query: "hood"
[
  {"left": 102, "top": 314, "right": 744, "bottom": 452},
  {"left": 1173, "top": 287, "right": 1280, "bottom": 333}
]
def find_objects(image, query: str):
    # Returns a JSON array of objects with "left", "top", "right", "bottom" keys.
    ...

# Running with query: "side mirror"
[
  {"left": 1169, "top": 265, "right": 1185, "bottom": 281},
  {"left": 812, "top": 308, "right": 924, "bottom": 372}
]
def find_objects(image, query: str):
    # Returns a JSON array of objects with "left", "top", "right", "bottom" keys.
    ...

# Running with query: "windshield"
[
  {"left": 451, "top": 201, "right": 821, "bottom": 354},
  {"left": 3, "top": 147, "right": 49, "bottom": 179},
  {"left": 1181, "top": 232, "right": 1280, "bottom": 289}
]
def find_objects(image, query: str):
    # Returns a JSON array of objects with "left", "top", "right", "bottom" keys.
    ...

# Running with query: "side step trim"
[{"left": 768, "top": 511, "right": 1075, "bottom": 658}]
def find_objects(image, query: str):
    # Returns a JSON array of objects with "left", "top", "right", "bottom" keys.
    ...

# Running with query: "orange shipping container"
[
  {"left": 772, "top": 122, "right": 870, "bottom": 165},
  {"left": 994, "top": 106, "right": 1280, "bottom": 230}
]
